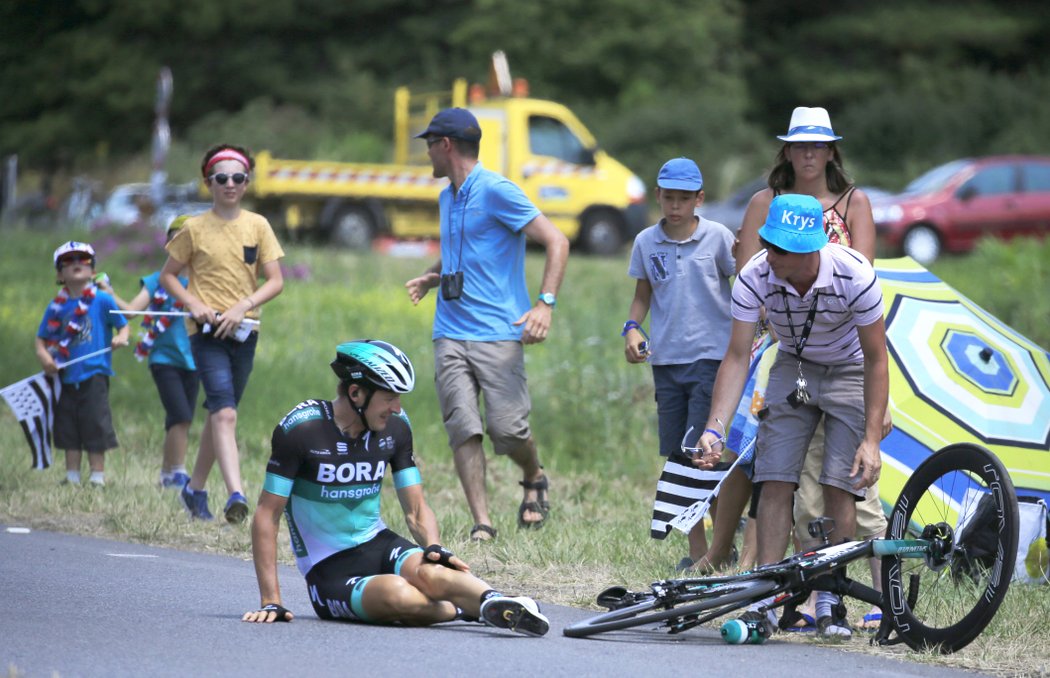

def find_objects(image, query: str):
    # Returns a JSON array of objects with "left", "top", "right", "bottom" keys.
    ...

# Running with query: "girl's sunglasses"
[{"left": 209, "top": 172, "right": 248, "bottom": 185}]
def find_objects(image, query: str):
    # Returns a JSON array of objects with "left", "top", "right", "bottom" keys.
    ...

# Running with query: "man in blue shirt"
[{"left": 406, "top": 108, "right": 569, "bottom": 542}]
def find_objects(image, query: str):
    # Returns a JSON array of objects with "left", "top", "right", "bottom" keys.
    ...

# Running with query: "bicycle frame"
[
  {"left": 648, "top": 536, "right": 936, "bottom": 643},
  {"left": 567, "top": 443, "right": 1018, "bottom": 653}
]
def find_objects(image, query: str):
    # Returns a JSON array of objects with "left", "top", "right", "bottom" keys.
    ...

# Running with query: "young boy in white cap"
[
  {"left": 35, "top": 241, "right": 130, "bottom": 485},
  {"left": 622, "top": 157, "right": 736, "bottom": 570}
]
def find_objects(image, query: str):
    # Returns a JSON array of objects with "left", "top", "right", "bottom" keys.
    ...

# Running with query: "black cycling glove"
[
  {"left": 258, "top": 603, "right": 293, "bottom": 621},
  {"left": 423, "top": 544, "right": 456, "bottom": 568}
]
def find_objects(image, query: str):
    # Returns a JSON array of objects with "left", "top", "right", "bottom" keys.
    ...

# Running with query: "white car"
[{"left": 96, "top": 182, "right": 209, "bottom": 229}]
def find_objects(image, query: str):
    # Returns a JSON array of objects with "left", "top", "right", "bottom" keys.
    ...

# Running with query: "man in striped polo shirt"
[{"left": 694, "top": 193, "right": 888, "bottom": 638}]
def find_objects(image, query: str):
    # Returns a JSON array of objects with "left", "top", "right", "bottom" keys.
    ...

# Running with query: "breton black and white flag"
[
  {"left": 1, "top": 372, "right": 61, "bottom": 470},
  {"left": 650, "top": 455, "right": 733, "bottom": 539}
]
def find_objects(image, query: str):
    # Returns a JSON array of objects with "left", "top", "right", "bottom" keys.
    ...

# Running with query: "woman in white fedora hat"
[
  {"left": 736, "top": 106, "right": 875, "bottom": 265},
  {"left": 730, "top": 106, "right": 886, "bottom": 633}
]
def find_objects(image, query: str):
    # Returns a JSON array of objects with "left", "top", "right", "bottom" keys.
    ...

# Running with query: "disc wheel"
[
  {"left": 563, "top": 579, "right": 777, "bottom": 638},
  {"left": 881, "top": 443, "right": 1019, "bottom": 653}
]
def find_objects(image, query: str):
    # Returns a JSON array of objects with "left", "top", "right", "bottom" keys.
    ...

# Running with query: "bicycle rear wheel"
[
  {"left": 563, "top": 579, "right": 777, "bottom": 638},
  {"left": 881, "top": 442, "right": 1018, "bottom": 653}
]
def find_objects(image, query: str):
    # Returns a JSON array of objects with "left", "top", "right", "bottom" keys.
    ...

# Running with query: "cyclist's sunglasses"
[
  {"left": 209, "top": 172, "right": 248, "bottom": 186},
  {"left": 759, "top": 237, "right": 790, "bottom": 256}
]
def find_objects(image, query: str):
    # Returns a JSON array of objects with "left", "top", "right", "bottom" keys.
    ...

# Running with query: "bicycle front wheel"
[
  {"left": 882, "top": 442, "right": 1019, "bottom": 653},
  {"left": 563, "top": 579, "right": 777, "bottom": 638}
]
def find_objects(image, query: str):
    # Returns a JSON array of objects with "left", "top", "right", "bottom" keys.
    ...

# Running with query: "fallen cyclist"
[{"left": 243, "top": 339, "right": 549, "bottom": 636}]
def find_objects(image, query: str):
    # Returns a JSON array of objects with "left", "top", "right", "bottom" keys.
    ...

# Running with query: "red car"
[{"left": 873, "top": 155, "right": 1050, "bottom": 264}]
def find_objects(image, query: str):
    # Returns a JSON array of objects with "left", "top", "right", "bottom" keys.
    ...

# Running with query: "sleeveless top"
[{"left": 774, "top": 186, "right": 856, "bottom": 246}]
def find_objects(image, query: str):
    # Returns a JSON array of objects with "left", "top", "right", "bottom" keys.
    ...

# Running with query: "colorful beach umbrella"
[{"left": 876, "top": 257, "right": 1050, "bottom": 518}]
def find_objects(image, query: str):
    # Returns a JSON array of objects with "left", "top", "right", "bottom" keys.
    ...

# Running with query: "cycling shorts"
[{"left": 304, "top": 529, "right": 421, "bottom": 622}]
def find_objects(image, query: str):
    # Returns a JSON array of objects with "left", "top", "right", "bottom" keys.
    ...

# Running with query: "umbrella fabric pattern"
[{"left": 876, "top": 257, "right": 1050, "bottom": 523}]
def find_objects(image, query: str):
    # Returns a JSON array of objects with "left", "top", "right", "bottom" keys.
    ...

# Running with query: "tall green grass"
[{"left": 1, "top": 227, "right": 1047, "bottom": 674}]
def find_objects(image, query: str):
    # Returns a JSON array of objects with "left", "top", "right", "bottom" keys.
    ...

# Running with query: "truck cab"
[
  {"left": 472, "top": 96, "right": 647, "bottom": 254},
  {"left": 253, "top": 60, "right": 647, "bottom": 254}
]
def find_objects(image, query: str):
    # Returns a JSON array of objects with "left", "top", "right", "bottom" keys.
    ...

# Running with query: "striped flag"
[
  {"left": 651, "top": 456, "right": 735, "bottom": 539},
  {"left": 1, "top": 372, "right": 61, "bottom": 470},
  {"left": 651, "top": 333, "right": 777, "bottom": 538}
]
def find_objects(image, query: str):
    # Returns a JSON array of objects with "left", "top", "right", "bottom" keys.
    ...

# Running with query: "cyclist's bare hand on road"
[{"left": 242, "top": 603, "right": 294, "bottom": 623}]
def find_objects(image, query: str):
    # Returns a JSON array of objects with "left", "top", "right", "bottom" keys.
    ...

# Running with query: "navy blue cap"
[{"left": 414, "top": 108, "right": 482, "bottom": 142}]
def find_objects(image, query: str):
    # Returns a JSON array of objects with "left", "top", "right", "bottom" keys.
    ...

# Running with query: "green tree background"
[{"left": 2, "top": 0, "right": 1049, "bottom": 197}]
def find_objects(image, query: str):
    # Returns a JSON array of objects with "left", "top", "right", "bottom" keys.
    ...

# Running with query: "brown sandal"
[
  {"left": 517, "top": 474, "right": 550, "bottom": 529},
  {"left": 469, "top": 524, "right": 498, "bottom": 542}
]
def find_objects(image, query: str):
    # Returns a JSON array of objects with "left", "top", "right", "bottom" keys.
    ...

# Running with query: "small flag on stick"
[
  {"left": 1, "top": 348, "right": 110, "bottom": 470},
  {"left": 1, "top": 372, "right": 61, "bottom": 469}
]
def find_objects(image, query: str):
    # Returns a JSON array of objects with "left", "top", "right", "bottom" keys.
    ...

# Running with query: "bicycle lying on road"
[{"left": 564, "top": 443, "right": 1019, "bottom": 653}]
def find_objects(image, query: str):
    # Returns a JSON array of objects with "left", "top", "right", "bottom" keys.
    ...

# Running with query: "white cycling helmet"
[{"left": 331, "top": 340, "right": 415, "bottom": 394}]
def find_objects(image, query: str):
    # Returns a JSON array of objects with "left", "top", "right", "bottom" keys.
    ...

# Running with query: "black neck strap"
[{"left": 781, "top": 288, "right": 820, "bottom": 360}]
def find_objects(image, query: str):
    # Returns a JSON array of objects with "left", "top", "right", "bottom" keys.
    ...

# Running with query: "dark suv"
[{"left": 873, "top": 155, "right": 1050, "bottom": 265}]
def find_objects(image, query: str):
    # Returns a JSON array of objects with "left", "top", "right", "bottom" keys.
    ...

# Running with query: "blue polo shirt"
[{"left": 433, "top": 163, "right": 541, "bottom": 341}]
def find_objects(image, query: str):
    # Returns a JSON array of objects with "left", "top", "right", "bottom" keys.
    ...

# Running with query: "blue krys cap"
[
  {"left": 656, "top": 157, "right": 703, "bottom": 191},
  {"left": 758, "top": 194, "right": 828, "bottom": 253},
  {"left": 414, "top": 107, "right": 482, "bottom": 142}
]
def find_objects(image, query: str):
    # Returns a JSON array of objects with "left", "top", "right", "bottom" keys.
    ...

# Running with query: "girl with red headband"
[{"left": 159, "top": 144, "right": 285, "bottom": 523}]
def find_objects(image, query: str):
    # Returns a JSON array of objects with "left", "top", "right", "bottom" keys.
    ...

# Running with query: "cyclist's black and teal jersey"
[{"left": 265, "top": 399, "right": 421, "bottom": 577}]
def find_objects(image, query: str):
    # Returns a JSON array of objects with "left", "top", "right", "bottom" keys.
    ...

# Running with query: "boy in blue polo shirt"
[{"left": 623, "top": 158, "right": 736, "bottom": 570}]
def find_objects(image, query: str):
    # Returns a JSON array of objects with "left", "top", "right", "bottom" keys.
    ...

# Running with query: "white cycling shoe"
[{"left": 479, "top": 596, "right": 550, "bottom": 637}]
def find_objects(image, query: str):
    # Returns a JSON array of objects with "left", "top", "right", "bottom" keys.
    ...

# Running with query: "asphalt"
[{"left": 0, "top": 525, "right": 980, "bottom": 678}]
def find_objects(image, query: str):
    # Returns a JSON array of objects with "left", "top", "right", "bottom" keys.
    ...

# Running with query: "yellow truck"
[{"left": 251, "top": 61, "right": 648, "bottom": 254}]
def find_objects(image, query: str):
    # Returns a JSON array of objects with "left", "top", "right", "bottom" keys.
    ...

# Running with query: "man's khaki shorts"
[
  {"left": 754, "top": 354, "right": 867, "bottom": 498},
  {"left": 434, "top": 338, "right": 532, "bottom": 454}
]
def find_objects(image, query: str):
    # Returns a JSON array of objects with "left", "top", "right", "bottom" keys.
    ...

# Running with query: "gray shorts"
[
  {"left": 753, "top": 354, "right": 867, "bottom": 498},
  {"left": 434, "top": 338, "right": 532, "bottom": 454}
]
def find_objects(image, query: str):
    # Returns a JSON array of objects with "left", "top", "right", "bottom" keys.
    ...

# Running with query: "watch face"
[{"left": 539, "top": 293, "right": 556, "bottom": 306}]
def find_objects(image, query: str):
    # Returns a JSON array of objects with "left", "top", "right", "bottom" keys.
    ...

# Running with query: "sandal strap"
[
  {"left": 518, "top": 474, "right": 549, "bottom": 491},
  {"left": 470, "top": 524, "right": 497, "bottom": 538}
]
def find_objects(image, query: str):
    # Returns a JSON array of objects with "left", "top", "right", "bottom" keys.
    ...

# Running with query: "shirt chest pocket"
[
  {"left": 685, "top": 252, "right": 715, "bottom": 279},
  {"left": 243, "top": 244, "right": 259, "bottom": 265}
]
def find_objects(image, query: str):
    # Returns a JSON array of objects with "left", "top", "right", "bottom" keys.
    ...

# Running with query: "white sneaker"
[{"left": 479, "top": 596, "right": 550, "bottom": 637}]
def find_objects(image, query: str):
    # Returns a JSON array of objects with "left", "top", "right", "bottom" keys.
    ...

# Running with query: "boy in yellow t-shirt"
[{"left": 160, "top": 144, "right": 285, "bottom": 523}]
